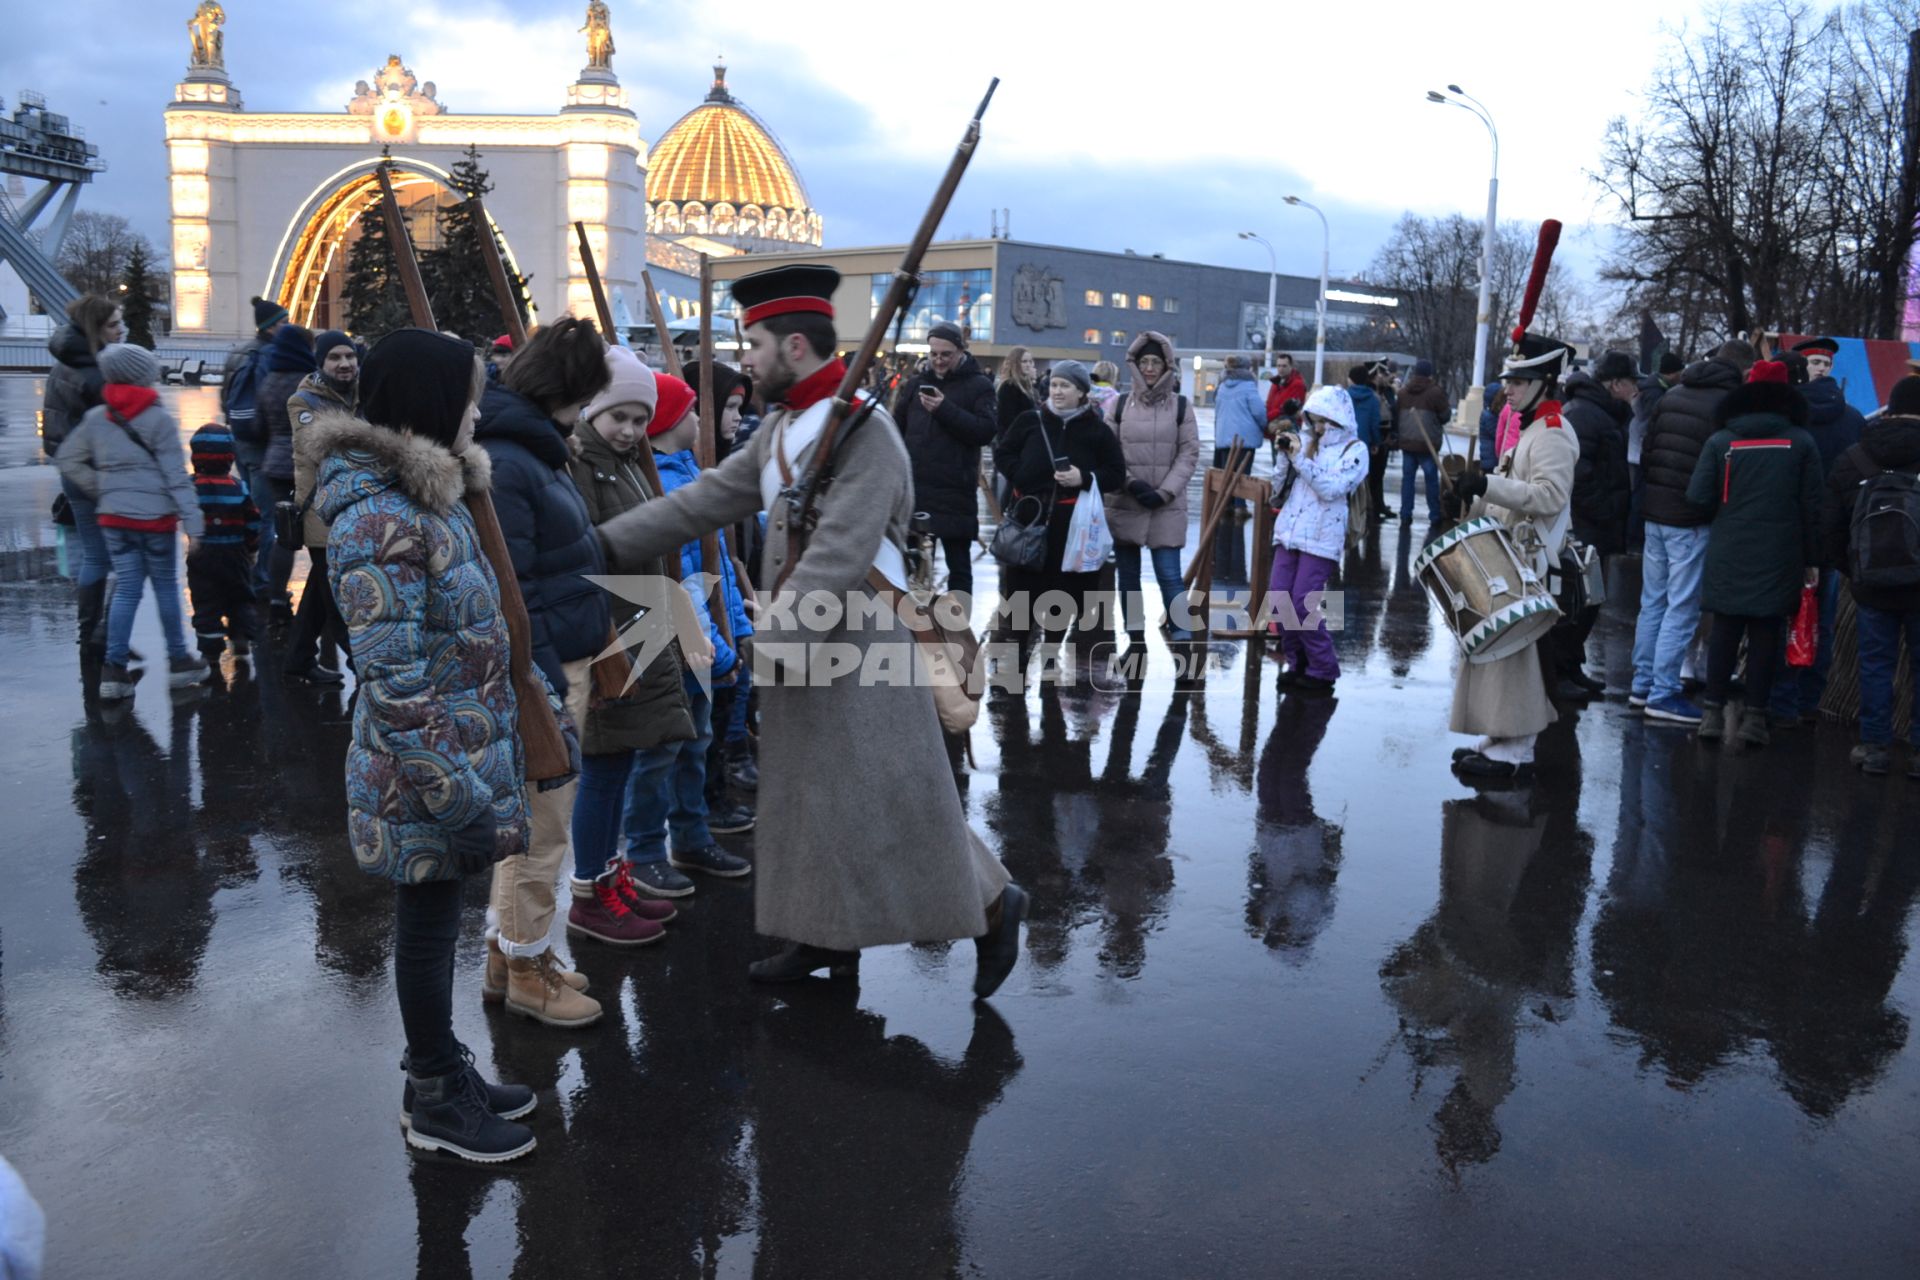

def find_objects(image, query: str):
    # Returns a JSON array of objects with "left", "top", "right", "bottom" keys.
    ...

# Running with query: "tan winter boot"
[
  {"left": 483, "top": 934, "right": 588, "bottom": 1005},
  {"left": 505, "top": 951, "right": 603, "bottom": 1027}
]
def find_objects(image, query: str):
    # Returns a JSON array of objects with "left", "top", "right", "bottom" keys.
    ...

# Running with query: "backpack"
[
  {"left": 223, "top": 344, "right": 267, "bottom": 445},
  {"left": 1846, "top": 444, "right": 1920, "bottom": 588}
]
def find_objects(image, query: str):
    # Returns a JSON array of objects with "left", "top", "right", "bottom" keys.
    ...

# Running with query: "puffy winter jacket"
[
  {"left": 308, "top": 410, "right": 531, "bottom": 883},
  {"left": 259, "top": 326, "right": 318, "bottom": 483},
  {"left": 565, "top": 421, "right": 695, "bottom": 755},
  {"left": 1820, "top": 413, "right": 1920, "bottom": 614},
  {"left": 1214, "top": 368, "right": 1269, "bottom": 451},
  {"left": 1642, "top": 358, "right": 1742, "bottom": 527},
  {"left": 1346, "top": 382, "right": 1383, "bottom": 451},
  {"left": 56, "top": 387, "right": 203, "bottom": 537},
  {"left": 1685, "top": 380, "right": 1822, "bottom": 618},
  {"left": 893, "top": 353, "right": 998, "bottom": 540},
  {"left": 1801, "top": 376, "right": 1865, "bottom": 475},
  {"left": 655, "top": 448, "right": 754, "bottom": 680},
  {"left": 474, "top": 382, "right": 612, "bottom": 697},
  {"left": 1272, "top": 426, "right": 1369, "bottom": 560},
  {"left": 42, "top": 325, "right": 105, "bottom": 453},
  {"left": 1560, "top": 372, "right": 1632, "bottom": 555},
  {"left": 1104, "top": 331, "right": 1202, "bottom": 548}
]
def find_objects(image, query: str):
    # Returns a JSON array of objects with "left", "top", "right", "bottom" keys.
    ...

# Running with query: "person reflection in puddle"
[
  {"left": 750, "top": 996, "right": 1022, "bottom": 1277},
  {"left": 1594, "top": 726, "right": 1918, "bottom": 1114},
  {"left": 1249, "top": 691, "right": 1342, "bottom": 959},
  {"left": 72, "top": 697, "right": 227, "bottom": 999},
  {"left": 987, "top": 689, "right": 1183, "bottom": 979},
  {"left": 1380, "top": 744, "right": 1589, "bottom": 1175}
]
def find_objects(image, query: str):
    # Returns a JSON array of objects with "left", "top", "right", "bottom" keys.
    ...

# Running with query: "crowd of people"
[{"left": 37, "top": 254, "right": 1920, "bottom": 1164}]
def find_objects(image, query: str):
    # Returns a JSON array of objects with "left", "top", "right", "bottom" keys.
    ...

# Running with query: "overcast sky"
[{"left": 3, "top": 0, "right": 1732, "bottom": 289}]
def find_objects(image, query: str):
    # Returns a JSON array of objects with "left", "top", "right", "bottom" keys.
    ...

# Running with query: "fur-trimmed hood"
[
  {"left": 298, "top": 408, "right": 491, "bottom": 523},
  {"left": 1714, "top": 379, "right": 1810, "bottom": 431}
]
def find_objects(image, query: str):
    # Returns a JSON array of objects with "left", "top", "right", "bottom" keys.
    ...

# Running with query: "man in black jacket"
[
  {"left": 1629, "top": 339, "right": 1753, "bottom": 724},
  {"left": 1551, "top": 351, "right": 1636, "bottom": 700},
  {"left": 1822, "top": 377, "right": 1920, "bottom": 775},
  {"left": 893, "top": 322, "right": 998, "bottom": 599}
]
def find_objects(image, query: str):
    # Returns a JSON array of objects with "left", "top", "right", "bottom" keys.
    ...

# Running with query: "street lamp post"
[
  {"left": 1283, "top": 196, "right": 1329, "bottom": 388},
  {"left": 1428, "top": 85, "right": 1499, "bottom": 393},
  {"left": 1238, "top": 231, "right": 1277, "bottom": 372}
]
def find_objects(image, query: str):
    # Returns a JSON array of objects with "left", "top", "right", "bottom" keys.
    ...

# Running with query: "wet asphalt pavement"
[{"left": 1, "top": 375, "right": 1918, "bottom": 1277}]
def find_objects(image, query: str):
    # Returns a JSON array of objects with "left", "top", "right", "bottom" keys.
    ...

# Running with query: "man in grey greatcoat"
[{"left": 595, "top": 263, "right": 1029, "bottom": 995}]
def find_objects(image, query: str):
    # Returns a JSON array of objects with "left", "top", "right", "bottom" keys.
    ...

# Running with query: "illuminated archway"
[{"left": 266, "top": 157, "right": 530, "bottom": 333}]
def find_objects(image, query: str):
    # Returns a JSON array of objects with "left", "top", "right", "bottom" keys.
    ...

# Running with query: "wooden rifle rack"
[{"left": 1183, "top": 455, "right": 1274, "bottom": 640}]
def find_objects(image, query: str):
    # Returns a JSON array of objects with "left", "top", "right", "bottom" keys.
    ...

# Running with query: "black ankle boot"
[
  {"left": 748, "top": 943, "right": 860, "bottom": 982},
  {"left": 404, "top": 1059, "right": 537, "bottom": 1163},
  {"left": 401, "top": 1045, "right": 535, "bottom": 1128}
]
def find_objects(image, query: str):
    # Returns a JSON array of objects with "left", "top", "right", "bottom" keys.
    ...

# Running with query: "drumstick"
[{"left": 1409, "top": 416, "right": 1456, "bottom": 497}]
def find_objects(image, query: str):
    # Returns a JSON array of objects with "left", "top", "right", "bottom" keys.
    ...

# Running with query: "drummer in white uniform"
[{"left": 1443, "top": 331, "right": 1581, "bottom": 784}]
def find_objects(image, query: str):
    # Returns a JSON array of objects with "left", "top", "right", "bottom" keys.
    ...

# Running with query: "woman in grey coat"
[
  {"left": 1104, "top": 331, "right": 1202, "bottom": 641},
  {"left": 595, "top": 262, "right": 1029, "bottom": 995}
]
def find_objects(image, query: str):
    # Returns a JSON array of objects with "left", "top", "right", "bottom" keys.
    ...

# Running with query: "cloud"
[{"left": 0, "top": 0, "right": 1715, "bottom": 294}]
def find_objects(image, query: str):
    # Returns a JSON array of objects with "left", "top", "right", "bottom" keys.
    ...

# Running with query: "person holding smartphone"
[
  {"left": 992, "top": 360, "right": 1128, "bottom": 689},
  {"left": 893, "top": 322, "right": 998, "bottom": 602}
]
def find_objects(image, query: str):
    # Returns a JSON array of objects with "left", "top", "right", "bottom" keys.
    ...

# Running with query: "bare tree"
[
  {"left": 1369, "top": 217, "right": 1570, "bottom": 392},
  {"left": 1596, "top": 0, "right": 1920, "bottom": 341},
  {"left": 55, "top": 211, "right": 150, "bottom": 300}
]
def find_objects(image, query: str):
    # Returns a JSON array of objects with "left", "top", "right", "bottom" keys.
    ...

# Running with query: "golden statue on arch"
[
  {"left": 187, "top": 1, "right": 225, "bottom": 71},
  {"left": 582, "top": 0, "right": 615, "bottom": 70}
]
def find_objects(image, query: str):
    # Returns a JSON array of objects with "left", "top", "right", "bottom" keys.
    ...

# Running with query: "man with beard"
[
  {"left": 892, "top": 320, "right": 996, "bottom": 600},
  {"left": 596, "top": 264, "right": 1030, "bottom": 994},
  {"left": 282, "top": 329, "right": 359, "bottom": 682}
]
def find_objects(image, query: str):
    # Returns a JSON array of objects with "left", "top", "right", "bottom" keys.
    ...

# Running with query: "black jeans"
[
  {"left": 1367, "top": 445, "right": 1389, "bottom": 517},
  {"left": 394, "top": 878, "right": 463, "bottom": 1079},
  {"left": 284, "top": 544, "right": 349, "bottom": 673},
  {"left": 1706, "top": 613, "right": 1785, "bottom": 709},
  {"left": 942, "top": 535, "right": 974, "bottom": 598}
]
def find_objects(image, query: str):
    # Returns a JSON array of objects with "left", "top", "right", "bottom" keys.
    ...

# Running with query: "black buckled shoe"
[
  {"left": 749, "top": 943, "right": 860, "bottom": 983},
  {"left": 974, "top": 883, "right": 1030, "bottom": 999},
  {"left": 1451, "top": 751, "right": 1535, "bottom": 785}
]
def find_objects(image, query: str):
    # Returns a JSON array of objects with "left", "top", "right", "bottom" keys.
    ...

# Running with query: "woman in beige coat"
[
  {"left": 1443, "top": 344, "right": 1580, "bottom": 784},
  {"left": 1104, "top": 331, "right": 1202, "bottom": 641}
]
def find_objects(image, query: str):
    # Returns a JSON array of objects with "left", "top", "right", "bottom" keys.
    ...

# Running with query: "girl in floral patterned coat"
[{"left": 302, "top": 329, "right": 542, "bottom": 1164}]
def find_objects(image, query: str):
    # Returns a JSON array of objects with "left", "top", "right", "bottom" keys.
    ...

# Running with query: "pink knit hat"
[{"left": 584, "top": 345, "right": 658, "bottom": 424}]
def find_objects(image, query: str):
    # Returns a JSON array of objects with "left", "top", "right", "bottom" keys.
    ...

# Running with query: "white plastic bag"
[{"left": 1059, "top": 475, "right": 1113, "bottom": 573}]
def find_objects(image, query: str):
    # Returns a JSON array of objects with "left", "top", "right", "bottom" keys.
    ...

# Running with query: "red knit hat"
[
  {"left": 1747, "top": 360, "right": 1790, "bottom": 384},
  {"left": 649, "top": 374, "right": 697, "bottom": 438}
]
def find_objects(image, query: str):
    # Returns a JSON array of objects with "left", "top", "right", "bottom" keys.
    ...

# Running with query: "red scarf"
[
  {"left": 102, "top": 384, "right": 160, "bottom": 421},
  {"left": 778, "top": 358, "right": 846, "bottom": 412}
]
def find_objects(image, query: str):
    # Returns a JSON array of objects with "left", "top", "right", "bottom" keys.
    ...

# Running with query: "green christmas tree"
[
  {"left": 119, "top": 240, "right": 156, "bottom": 348},
  {"left": 340, "top": 186, "right": 411, "bottom": 339},
  {"left": 424, "top": 145, "right": 530, "bottom": 340}
]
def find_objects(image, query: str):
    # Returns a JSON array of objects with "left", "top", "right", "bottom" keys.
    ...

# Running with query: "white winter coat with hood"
[{"left": 1271, "top": 388, "right": 1368, "bottom": 561}]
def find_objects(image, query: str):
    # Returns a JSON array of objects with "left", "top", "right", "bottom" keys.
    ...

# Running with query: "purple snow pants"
[{"left": 1268, "top": 544, "right": 1339, "bottom": 680}]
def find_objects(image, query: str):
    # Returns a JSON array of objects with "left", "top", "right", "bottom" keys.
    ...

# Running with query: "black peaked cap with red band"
[{"left": 732, "top": 263, "right": 841, "bottom": 328}]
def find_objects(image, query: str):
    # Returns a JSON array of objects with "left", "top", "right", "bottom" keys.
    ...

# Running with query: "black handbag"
[
  {"left": 274, "top": 491, "right": 314, "bottom": 548},
  {"left": 990, "top": 494, "right": 1050, "bottom": 569},
  {"left": 991, "top": 415, "right": 1059, "bottom": 570}
]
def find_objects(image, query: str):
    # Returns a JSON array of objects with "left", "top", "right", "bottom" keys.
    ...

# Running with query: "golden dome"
[{"left": 647, "top": 65, "right": 821, "bottom": 247}]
